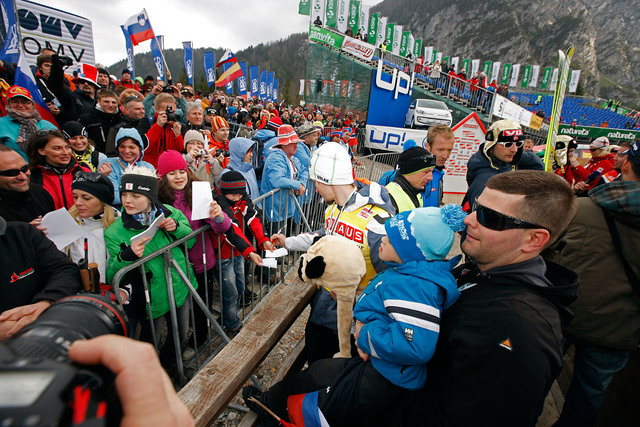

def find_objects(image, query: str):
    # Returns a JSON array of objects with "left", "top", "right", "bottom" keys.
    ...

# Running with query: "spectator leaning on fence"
[{"left": 104, "top": 165, "right": 196, "bottom": 374}]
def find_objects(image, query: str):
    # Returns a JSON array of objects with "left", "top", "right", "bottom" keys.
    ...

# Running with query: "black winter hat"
[
  {"left": 72, "top": 172, "right": 115, "bottom": 205},
  {"left": 219, "top": 171, "right": 247, "bottom": 195},
  {"left": 397, "top": 147, "right": 436, "bottom": 175},
  {"left": 120, "top": 172, "right": 158, "bottom": 202},
  {"left": 63, "top": 121, "right": 87, "bottom": 139}
]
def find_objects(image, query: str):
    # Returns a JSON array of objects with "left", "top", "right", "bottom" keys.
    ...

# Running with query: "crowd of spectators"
[{"left": 1, "top": 48, "right": 639, "bottom": 427}]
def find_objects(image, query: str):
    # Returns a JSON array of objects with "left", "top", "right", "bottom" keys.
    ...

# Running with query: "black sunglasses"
[
  {"left": 0, "top": 164, "right": 29, "bottom": 177},
  {"left": 475, "top": 200, "right": 549, "bottom": 232}
]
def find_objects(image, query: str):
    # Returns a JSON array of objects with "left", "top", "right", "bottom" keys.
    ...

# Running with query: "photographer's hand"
[
  {"left": 69, "top": 335, "right": 194, "bottom": 427},
  {"left": 156, "top": 110, "right": 168, "bottom": 128}
]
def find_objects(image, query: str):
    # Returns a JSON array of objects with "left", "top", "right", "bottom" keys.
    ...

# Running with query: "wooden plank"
[{"left": 178, "top": 275, "right": 316, "bottom": 426}]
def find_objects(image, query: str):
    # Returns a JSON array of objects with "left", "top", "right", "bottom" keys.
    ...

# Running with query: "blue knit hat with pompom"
[{"left": 385, "top": 204, "right": 466, "bottom": 262}]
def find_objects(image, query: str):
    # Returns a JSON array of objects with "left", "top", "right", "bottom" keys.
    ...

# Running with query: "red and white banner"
[
  {"left": 341, "top": 36, "right": 374, "bottom": 61},
  {"left": 443, "top": 112, "right": 487, "bottom": 194}
]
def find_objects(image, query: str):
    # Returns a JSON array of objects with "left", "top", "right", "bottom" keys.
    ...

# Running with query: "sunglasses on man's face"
[
  {"left": 497, "top": 140, "right": 524, "bottom": 149},
  {"left": 474, "top": 200, "right": 549, "bottom": 232},
  {"left": 0, "top": 164, "right": 29, "bottom": 177}
]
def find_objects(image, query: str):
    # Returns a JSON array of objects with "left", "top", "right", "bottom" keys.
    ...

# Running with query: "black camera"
[
  {"left": 161, "top": 84, "right": 175, "bottom": 94},
  {"left": 164, "top": 106, "right": 179, "bottom": 123},
  {"left": 0, "top": 294, "right": 129, "bottom": 426},
  {"left": 55, "top": 55, "right": 74, "bottom": 67},
  {"left": 215, "top": 149, "right": 230, "bottom": 157}
]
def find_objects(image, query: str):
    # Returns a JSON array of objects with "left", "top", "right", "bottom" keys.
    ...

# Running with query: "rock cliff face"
[{"left": 374, "top": 0, "right": 640, "bottom": 102}]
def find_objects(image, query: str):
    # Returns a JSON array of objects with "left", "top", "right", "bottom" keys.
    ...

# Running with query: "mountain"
[
  {"left": 107, "top": 33, "right": 308, "bottom": 103},
  {"left": 373, "top": 0, "right": 640, "bottom": 103}
]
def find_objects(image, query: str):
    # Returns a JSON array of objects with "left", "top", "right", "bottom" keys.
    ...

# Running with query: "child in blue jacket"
[{"left": 245, "top": 204, "right": 466, "bottom": 426}]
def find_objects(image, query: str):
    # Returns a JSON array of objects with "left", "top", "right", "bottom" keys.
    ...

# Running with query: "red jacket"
[
  {"left": 144, "top": 121, "right": 185, "bottom": 168},
  {"left": 30, "top": 160, "right": 89, "bottom": 210},
  {"left": 213, "top": 190, "right": 269, "bottom": 260},
  {"left": 571, "top": 154, "right": 614, "bottom": 191},
  {"left": 554, "top": 166, "right": 578, "bottom": 186}
]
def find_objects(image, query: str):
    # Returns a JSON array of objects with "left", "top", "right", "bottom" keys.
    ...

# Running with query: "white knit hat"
[{"left": 309, "top": 142, "right": 354, "bottom": 185}]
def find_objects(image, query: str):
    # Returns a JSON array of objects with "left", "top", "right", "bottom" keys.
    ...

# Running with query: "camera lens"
[{"left": 6, "top": 294, "right": 129, "bottom": 362}]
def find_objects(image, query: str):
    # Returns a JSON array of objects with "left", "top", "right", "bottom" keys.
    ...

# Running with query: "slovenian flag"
[
  {"left": 124, "top": 9, "right": 155, "bottom": 46},
  {"left": 286, "top": 391, "right": 330, "bottom": 427},
  {"left": 14, "top": 54, "right": 58, "bottom": 129},
  {"left": 215, "top": 49, "right": 244, "bottom": 87}
]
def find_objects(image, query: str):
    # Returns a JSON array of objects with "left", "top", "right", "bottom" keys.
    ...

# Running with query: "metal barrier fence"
[{"left": 110, "top": 185, "right": 326, "bottom": 385}]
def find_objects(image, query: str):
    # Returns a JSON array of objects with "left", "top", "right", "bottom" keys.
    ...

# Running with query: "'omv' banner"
[
  {"left": 182, "top": 41, "right": 193, "bottom": 85},
  {"left": 250, "top": 65, "right": 259, "bottom": 97},
  {"left": 204, "top": 51, "right": 215, "bottom": 87}
]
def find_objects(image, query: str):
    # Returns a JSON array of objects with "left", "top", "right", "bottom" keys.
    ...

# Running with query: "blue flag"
[
  {"left": 238, "top": 62, "right": 248, "bottom": 97},
  {"left": 120, "top": 25, "right": 135, "bottom": 76},
  {"left": 223, "top": 62, "right": 233, "bottom": 94},
  {"left": 150, "top": 35, "right": 164, "bottom": 80},
  {"left": 249, "top": 66, "right": 259, "bottom": 98},
  {"left": 204, "top": 52, "right": 215, "bottom": 87},
  {"left": 259, "top": 70, "right": 267, "bottom": 99},
  {"left": 182, "top": 41, "right": 193, "bottom": 85},
  {"left": 273, "top": 78, "right": 278, "bottom": 102},
  {"left": 0, "top": 0, "right": 20, "bottom": 63},
  {"left": 267, "top": 72, "right": 274, "bottom": 101}
]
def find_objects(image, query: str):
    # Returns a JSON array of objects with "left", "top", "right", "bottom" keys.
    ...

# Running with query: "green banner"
[
  {"left": 385, "top": 22, "right": 395, "bottom": 45},
  {"left": 540, "top": 66, "right": 552, "bottom": 90},
  {"left": 501, "top": 63, "right": 511, "bottom": 85},
  {"left": 299, "top": 0, "right": 311, "bottom": 15},
  {"left": 400, "top": 31, "right": 410, "bottom": 57},
  {"left": 326, "top": 0, "right": 337, "bottom": 28},
  {"left": 462, "top": 58, "right": 471, "bottom": 75},
  {"left": 308, "top": 25, "right": 344, "bottom": 48},
  {"left": 348, "top": 0, "right": 360, "bottom": 31},
  {"left": 521, "top": 65, "right": 531, "bottom": 88},
  {"left": 482, "top": 60, "right": 491, "bottom": 75},
  {"left": 558, "top": 125, "right": 640, "bottom": 141},
  {"left": 432, "top": 49, "right": 438, "bottom": 63},
  {"left": 413, "top": 38, "right": 422, "bottom": 59},
  {"left": 368, "top": 13, "right": 378, "bottom": 43},
  {"left": 443, "top": 56, "right": 449, "bottom": 66}
]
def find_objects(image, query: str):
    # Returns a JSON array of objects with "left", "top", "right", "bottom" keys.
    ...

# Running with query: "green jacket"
[
  {"left": 105, "top": 203, "right": 197, "bottom": 319},
  {"left": 545, "top": 181, "right": 640, "bottom": 350}
]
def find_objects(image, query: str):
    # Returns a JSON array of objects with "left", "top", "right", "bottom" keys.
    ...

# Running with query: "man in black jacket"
[
  {"left": 403, "top": 170, "right": 579, "bottom": 426},
  {"left": 0, "top": 216, "right": 82, "bottom": 340},
  {"left": 79, "top": 88, "right": 122, "bottom": 154},
  {"left": 0, "top": 146, "right": 55, "bottom": 223}
]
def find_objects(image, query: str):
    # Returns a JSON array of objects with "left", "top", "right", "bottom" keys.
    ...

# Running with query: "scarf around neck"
[{"left": 6, "top": 104, "right": 42, "bottom": 153}]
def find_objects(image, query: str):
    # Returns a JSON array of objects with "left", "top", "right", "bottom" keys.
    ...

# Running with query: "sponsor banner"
[
  {"left": 490, "top": 61, "right": 501, "bottom": 83},
  {"left": 299, "top": 79, "right": 304, "bottom": 96},
  {"left": 348, "top": 0, "right": 360, "bottom": 32},
  {"left": 529, "top": 64, "right": 540, "bottom": 87},
  {"left": 311, "top": 0, "right": 325, "bottom": 25},
  {"left": 450, "top": 56, "right": 459, "bottom": 73},
  {"left": 424, "top": 46, "right": 433, "bottom": 64},
  {"left": 249, "top": 65, "right": 259, "bottom": 96},
  {"left": 501, "top": 63, "right": 511, "bottom": 85},
  {"left": 521, "top": 65, "right": 531, "bottom": 88},
  {"left": 336, "top": 0, "right": 349, "bottom": 33},
  {"left": 182, "top": 41, "right": 193, "bottom": 85},
  {"left": 223, "top": 62, "right": 233, "bottom": 94},
  {"left": 267, "top": 71, "right": 274, "bottom": 100},
  {"left": 325, "top": 0, "right": 337, "bottom": 28},
  {"left": 392, "top": 24, "right": 402, "bottom": 55},
  {"left": 549, "top": 67, "right": 558, "bottom": 91},
  {"left": 121, "top": 25, "right": 135, "bottom": 76},
  {"left": 413, "top": 38, "right": 422, "bottom": 60},
  {"left": 435, "top": 50, "right": 441, "bottom": 63},
  {"left": 366, "top": 60, "right": 414, "bottom": 127},
  {"left": 509, "top": 63, "right": 520, "bottom": 87},
  {"left": 491, "top": 93, "right": 534, "bottom": 128},
  {"left": 341, "top": 35, "right": 374, "bottom": 61},
  {"left": 385, "top": 22, "right": 395, "bottom": 46},
  {"left": 540, "top": 66, "right": 552, "bottom": 89},
  {"left": 13, "top": 0, "right": 95, "bottom": 67},
  {"left": 308, "top": 25, "right": 344, "bottom": 48},
  {"left": 299, "top": 0, "right": 311, "bottom": 15},
  {"left": 204, "top": 52, "right": 215, "bottom": 87},
  {"left": 568, "top": 69, "right": 581, "bottom": 93},
  {"left": 462, "top": 58, "right": 470, "bottom": 75},
  {"left": 364, "top": 124, "right": 427, "bottom": 152},
  {"left": 443, "top": 112, "right": 487, "bottom": 194},
  {"left": 150, "top": 35, "right": 164, "bottom": 79},
  {"left": 238, "top": 62, "right": 248, "bottom": 96},
  {"left": 471, "top": 59, "right": 479, "bottom": 76},
  {"left": 0, "top": 0, "right": 20, "bottom": 62},
  {"left": 529, "top": 114, "right": 543, "bottom": 130},
  {"left": 376, "top": 16, "right": 386, "bottom": 47},
  {"left": 368, "top": 12, "right": 378, "bottom": 43},
  {"left": 259, "top": 70, "right": 267, "bottom": 98},
  {"left": 558, "top": 125, "right": 640, "bottom": 141},
  {"left": 399, "top": 31, "right": 409, "bottom": 57},
  {"left": 406, "top": 34, "right": 414, "bottom": 58},
  {"left": 273, "top": 78, "right": 278, "bottom": 101},
  {"left": 359, "top": 4, "right": 369, "bottom": 35},
  {"left": 482, "top": 60, "right": 491, "bottom": 76}
]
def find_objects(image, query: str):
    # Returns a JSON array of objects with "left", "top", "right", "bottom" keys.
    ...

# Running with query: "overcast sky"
[{"left": 45, "top": 0, "right": 382, "bottom": 67}]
